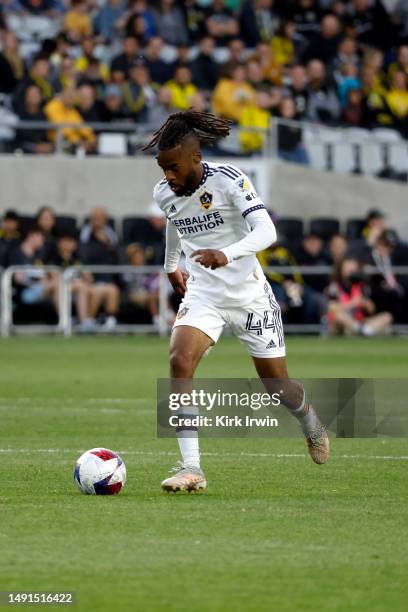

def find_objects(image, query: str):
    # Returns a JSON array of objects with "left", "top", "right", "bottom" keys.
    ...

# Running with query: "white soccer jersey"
[{"left": 153, "top": 161, "right": 276, "bottom": 306}]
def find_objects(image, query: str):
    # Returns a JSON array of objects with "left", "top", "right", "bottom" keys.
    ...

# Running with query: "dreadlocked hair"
[{"left": 142, "top": 110, "right": 231, "bottom": 151}]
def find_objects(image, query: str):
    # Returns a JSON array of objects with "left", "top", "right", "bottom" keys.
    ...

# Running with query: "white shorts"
[{"left": 173, "top": 282, "right": 286, "bottom": 359}]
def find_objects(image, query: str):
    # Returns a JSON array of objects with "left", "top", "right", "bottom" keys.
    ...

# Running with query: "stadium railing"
[
  {"left": 0, "top": 265, "right": 168, "bottom": 337},
  {"left": 1, "top": 264, "right": 408, "bottom": 337},
  {"left": 1, "top": 117, "right": 407, "bottom": 179}
]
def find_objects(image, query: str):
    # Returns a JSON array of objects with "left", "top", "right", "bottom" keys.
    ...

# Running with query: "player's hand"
[
  {"left": 168, "top": 268, "right": 189, "bottom": 296},
  {"left": 191, "top": 249, "right": 228, "bottom": 270}
]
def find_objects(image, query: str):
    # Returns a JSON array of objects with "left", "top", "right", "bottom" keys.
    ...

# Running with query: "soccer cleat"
[
  {"left": 161, "top": 462, "right": 207, "bottom": 493},
  {"left": 305, "top": 423, "right": 330, "bottom": 465}
]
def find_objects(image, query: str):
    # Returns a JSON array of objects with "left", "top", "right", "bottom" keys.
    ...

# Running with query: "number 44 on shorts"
[{"left": 245, "top": 311, "right": 277, "bottom": 336}]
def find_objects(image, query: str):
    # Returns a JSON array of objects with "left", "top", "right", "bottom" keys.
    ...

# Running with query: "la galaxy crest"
[{"left": 199, "top": 191, "right": 213, "bottom": 211}]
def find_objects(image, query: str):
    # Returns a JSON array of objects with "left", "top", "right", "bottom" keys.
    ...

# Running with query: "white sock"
[
  {"left": 176, "top": 404, "right": 200, "bottom": 468},
  {"left": 291, "top": 393, "right": 320, "bottom": 435},
  {"left": 177, "top": 434, "right": 200, "bottom": 468}
]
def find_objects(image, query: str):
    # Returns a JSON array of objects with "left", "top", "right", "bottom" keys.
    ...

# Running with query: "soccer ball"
[{"left": 74, "top": 448, "right": 126, "bottom": 495}]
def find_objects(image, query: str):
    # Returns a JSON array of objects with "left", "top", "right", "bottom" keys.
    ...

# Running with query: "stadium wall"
[{"left": 1, "top": 155, "right": 407, "bottom": 236}]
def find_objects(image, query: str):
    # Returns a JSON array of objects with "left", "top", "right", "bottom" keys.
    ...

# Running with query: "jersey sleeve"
[
  {"left": 220, "top": 170, "right": 277, "bottom": 263},
  {"left": 227, "top": 172, "right": 266, "bottom": 220},
  {"left": 164, "top": 220, "right": 181, "bottom": 273}
]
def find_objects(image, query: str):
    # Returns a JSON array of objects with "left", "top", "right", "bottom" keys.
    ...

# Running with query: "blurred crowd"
[
  {"left": 0, "top": 1, "right": 408, "bottom": 156},
  {"left": 1, "top": 204, "right": 407, "bottom": 334}
]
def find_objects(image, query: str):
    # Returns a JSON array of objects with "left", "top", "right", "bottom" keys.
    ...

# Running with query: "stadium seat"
[
  {"left": 98, "top": 133, "right": 128, "bottom": 156},
  {"left": 344, "top": 128, "right": 372, "bottom": 173},
  {"left": 122, "top": 216, "right": 151, "bottom": 245},
  {"left": 18, "top": 215, "right": 36, "bottom": 234},
  {"left": 310, "top": 217, "right": 340, "bottom": 240},
  {"left": 332, "top": 142, "right": 355, "bottom": 173},
  {"left": 372, "top": 128, "right": 402, "bottom": 143},
  {"left": 275, "top": 217, "right": 304, "bottom": 242},
  {"left": 304, "top": 141, "right": 327, "bottom": 170},
  {"left": 360, "top": 140, "right": 384, "bottom": 175},
  {"left": 388, "top": 142, "right": 408, "bottom": 175},
  {"left": 55, "top": 216, "right": 78, "bottom": 235},
  {"left": 346, "top": 218, "right": 365, "bottom": 240}
]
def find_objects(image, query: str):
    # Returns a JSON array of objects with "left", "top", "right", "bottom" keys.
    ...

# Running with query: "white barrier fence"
[{"left": 1, "top": 264, "right": 408, "bottom": 337}]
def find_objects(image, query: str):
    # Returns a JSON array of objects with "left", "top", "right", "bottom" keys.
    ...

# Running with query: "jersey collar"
[{"left": 182, "top": 162, "right": 209, "bottom": 197}]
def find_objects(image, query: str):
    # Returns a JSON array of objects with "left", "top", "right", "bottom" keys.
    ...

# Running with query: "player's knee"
[{"left": 170, "top": 350, "right": 194, "bottom": 377}]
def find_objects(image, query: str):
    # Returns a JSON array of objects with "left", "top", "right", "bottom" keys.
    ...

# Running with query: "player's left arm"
[{"left": 192, "top": 173, "right": 277, "bottom": 269}]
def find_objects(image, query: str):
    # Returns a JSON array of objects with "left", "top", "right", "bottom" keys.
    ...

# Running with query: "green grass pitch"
[{"left": 1, "top": 336, "right": 407, "bottom": 611}]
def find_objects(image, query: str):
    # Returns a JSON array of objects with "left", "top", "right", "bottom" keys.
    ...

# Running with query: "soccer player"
[{"left": 144, "top": 110, "right": 329, "bottom": 492}]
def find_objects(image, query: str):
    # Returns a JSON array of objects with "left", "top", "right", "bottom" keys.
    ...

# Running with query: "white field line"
[
  {"left": 0, "top": 398, "right": 144, "bottom": 404},
  {"left": 0, "top": 449, "right": 407, "bottom": 460}
]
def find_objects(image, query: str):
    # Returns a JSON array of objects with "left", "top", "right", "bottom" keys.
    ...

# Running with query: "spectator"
[
  {"left": 79, "top": 206, "right": 120, "bottom": 330},
  {"left": 344, "top": 0, "right": 393, "bottom": 51},
  {"left": 361, "top": 66, "right": 395, "bottom": 129},
  {"left": 123, "top": 0, "right": 156, "bottom": 41},
  {"left": 385, "top": 71, "right": 408, "bottom": 135},
  {"left": 151, "top": 0, "right": 188, "bottom": 47},
  {"left": 301, "top": 14, "right": 342, "bottom": 67},
  {"left": 143, "top": 36, "right": 173, "bottom": 85},
  {"left": 189, "top": 37, "right": 219, "bottom": 92},
  {"left": 286, "top": 0, "right": 322, "bottom": 41},
  {"left": 306, "top": 59, "right": 341, "bottom": 124},
  {"left": 143, "top": 201, "right": 166, "bottom": 263},
  {"left": 251, "top": 42, "right": 283, "bottom": 87},
  {"left": 271, "top": 20, "right": 297, "bottom": 67},
  {"left": 220, "top": 38, "right": 246, "bottom": 77},
  {"left": 258, "top": 240, "right": 321, "bottom": 324},
  {"left": 284, "top": 64, "right": 308, "bottom": 119},
  {"left": 147, "top": 86, "right": 174, "bottom": 130},
  {"left": 76, "top": 83, "right": 101, "bottom": 122},
  {"left": 93, "top": 0, "right": 126, "bottom": 44},
  {"left": 122, "top": 242, "right": 160, "bottom": 323},
  {"left": 80, "top": 207, "right": 118, "bottom": 249},
  {"left": 388, "top": 45, "right": 408, "bottom": 83},
  {"left": 0, "top": 31, "right": 25, "bottom": 95},
  {"left": 36, "top": 205, "right": 57, "bottom": 260},
  {"left": 9, "top": 226, "right": 59, "bottom": 310},
  {"left": 0, "top": 209, "right": 20, "bottom": 267},
  {"left": 277, "top": 96, "right": 309, "bottom": 165},
  {"left": 337, "top": 62, "right": 361, "bottom": 108},
  {"left": 239, "top": 0, "right": 279, "bottom": 48},
  {"left": 47, "top": 231, "right": 97, "bottom": 332},
  {"left": 74, "top": 36, "right": 110, "bottom": 84},
  {"left": 52, "top": 55, "right": 78, "bottom": 94},
  {"left": 348, "top": 208, "right": 387, "bottom": 261},
  {"left": 44, "top": 87, "right": 96, "bottom": 152},
  {"left": 15, "top": 85, "right": 54, "bottom": 154},
  {"left": 122, "top": 59, "right": 152, "bottom": 121},
  {"left": 205, "top": 0, "right": 239, "bottom": 47},
  {"left": 110, "top": 35, "right": 141, "bottom": 83},
  {"left": 165, "top": 65, "right": 198, "bottom": 111},
  {"left": 212, "top": 63, "right": 256, "bottom": 122},
  {"left": 239, "top": 91, "right": 271, "bottom": 154},
  {"left": 63, "top": 0, "right": 93, "bottom": 43},
  {"left": 99, "top": 84, "right": 128, "bottom": 122},
  {"left": 328, "top": 233, "right": 348, "bottom": 266},
  {"left": 368, "top": 229, "right": 407, "bottom": 323},
  {"left": 327, "top": 256, "right": 393, "bottom": 336},
  {"left": 342, "top": 87, "right": 364, "bottom": 126},
  {"left": 14, "top": 54, "right": 54, "bottom": 109},
  {"left": 332, "top": 37, "right": 360, "bottom": 84},
  {"left": 246, "top": 59, "right": 274, "bottom": 95},
  {"left": 182, "top": 0, "right": 208, "bottom": 44}
]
